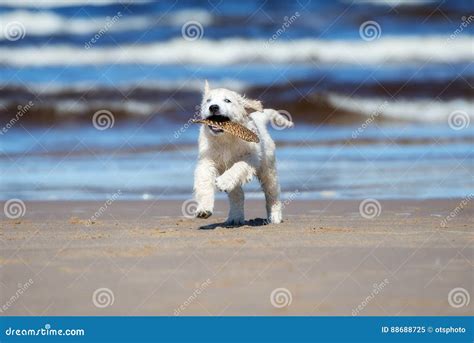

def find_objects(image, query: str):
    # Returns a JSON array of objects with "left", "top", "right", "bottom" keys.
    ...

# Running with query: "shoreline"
[{"left": 1, "top": 199, "right": 472, "bottom": 316}]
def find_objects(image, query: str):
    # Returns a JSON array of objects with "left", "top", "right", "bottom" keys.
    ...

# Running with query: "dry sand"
[{"left": 0, "top": 199, "right": 472, "bottom": 316}]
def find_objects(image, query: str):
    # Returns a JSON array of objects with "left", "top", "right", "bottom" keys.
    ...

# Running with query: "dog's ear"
[
  {"left": 204, "top": 80, "right": 210, "bottom": 95},
  {"left": 241, "top": 96, "right": 263, "bottom": 113}
]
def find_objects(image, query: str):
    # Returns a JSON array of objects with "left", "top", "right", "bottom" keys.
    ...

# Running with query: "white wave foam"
[
  {"left": 0, "top": 36, "right": 471, "bottom": 66},
  {"left": 351, "top": 0, "right": 436, "bottom": 6},
  {"left": 328, "top": 94, "right": 474, "bottom": 122},
  {"left": 0, "top": 9, "right": 213, "bottom": 39},
  {"left": 1, "top": 78, "right": 247, "bottom": 95},
  {"left": 0, "top": 0, "right": 141, "bottom": 7},
  {"left": 56, "top": 99, "right": 157, "bottom": 116}
]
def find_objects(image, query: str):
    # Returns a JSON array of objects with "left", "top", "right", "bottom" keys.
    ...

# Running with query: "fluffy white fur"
[{"left": 193, "top": 81, "right": 293, "bottom": 225}]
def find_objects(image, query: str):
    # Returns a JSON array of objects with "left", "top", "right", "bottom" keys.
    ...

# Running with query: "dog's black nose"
[{"left": 209, "top": 105, "right": 219, "bottom": 113}]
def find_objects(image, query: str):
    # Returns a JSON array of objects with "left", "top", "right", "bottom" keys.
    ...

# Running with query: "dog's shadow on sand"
[{"left": 199, "top": 218, "right": 269, "bottom": 230}]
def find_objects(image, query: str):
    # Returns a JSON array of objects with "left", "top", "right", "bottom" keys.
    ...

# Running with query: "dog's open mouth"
[
  {"left": 206, "top": 115, "right": 229, "bottom": 134},
  {"left": 193, "top": 115, "right": 260, "bottom": 143},
  {"left": 208, "top": 125, "right": 224, "bottom": 134}
]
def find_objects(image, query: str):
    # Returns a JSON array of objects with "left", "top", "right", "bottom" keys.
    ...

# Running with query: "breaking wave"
[{"left": 0, "top": 36, "right": 472, "bottom": 66}]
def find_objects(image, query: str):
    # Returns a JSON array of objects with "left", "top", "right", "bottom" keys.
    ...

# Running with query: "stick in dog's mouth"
[{"left": 192, "top": 115, "right": 260, "bottom": 143}]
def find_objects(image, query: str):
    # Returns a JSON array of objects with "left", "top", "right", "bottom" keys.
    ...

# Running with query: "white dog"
[{"left": 193, "top": 81, "right": 293, "bottom": 225}]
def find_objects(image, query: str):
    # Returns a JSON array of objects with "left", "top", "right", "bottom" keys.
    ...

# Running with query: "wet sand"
[{"left": 0, "top": 199, "right": 472, "bottom": 316}]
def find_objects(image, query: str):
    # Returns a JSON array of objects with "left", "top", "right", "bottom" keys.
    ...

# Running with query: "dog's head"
[{"left": 201, "top": 80, "right": 262, "bottom": 136}]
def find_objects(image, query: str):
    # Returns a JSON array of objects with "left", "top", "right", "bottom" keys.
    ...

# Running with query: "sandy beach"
[{"left": 1, "top": 199, "right": 472, "bottom": 316}]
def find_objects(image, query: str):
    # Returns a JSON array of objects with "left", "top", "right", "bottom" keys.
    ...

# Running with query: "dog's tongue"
[{"left": 208, "top": 124, "right": 223, "bottom": 132}]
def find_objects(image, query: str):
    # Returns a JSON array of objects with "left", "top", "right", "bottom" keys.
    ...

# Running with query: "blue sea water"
[
  {"left": 1, "top": 123, "right": 472, "bottom": 201},
  {"left": 0, "top": 0, "right": 472, "bottom": 200}
]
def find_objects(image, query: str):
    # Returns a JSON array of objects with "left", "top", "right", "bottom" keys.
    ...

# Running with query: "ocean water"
[{"left": 0, "top": 0, "right": 472, "bottom": 201}]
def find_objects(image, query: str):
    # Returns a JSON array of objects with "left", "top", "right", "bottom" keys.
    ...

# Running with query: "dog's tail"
[{"left": 254, "top": 109, "right": 294, "bottom": 129}]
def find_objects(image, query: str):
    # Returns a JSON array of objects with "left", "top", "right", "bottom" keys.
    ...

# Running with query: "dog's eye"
[
  {"left": 206, "top": 99, "right": 211, "bottom": 103},
  {"left": 224, "top": 99, "right": 231, "bottom": 103}
]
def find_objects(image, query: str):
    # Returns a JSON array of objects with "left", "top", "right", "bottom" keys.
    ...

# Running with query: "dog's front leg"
[
  {"left": 194, "top": 158, "right": 217, "bottom": 218},
  {"left": 215, "top": 160, "right": 256, "bottom": 193},
  {"left": 225, "top": 186, "right": 245, "bottom": 226}
]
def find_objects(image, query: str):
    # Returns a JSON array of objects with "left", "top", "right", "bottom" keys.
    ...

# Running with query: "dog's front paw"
[
  {"left": 269, "top": 210, "right": 282, "bottom": 224},
  {"left": 215, "top": 175, "right": 236, "bottom": 193},
  {"left": 196, "top": 210, "right": 212, "bottom": 219}
]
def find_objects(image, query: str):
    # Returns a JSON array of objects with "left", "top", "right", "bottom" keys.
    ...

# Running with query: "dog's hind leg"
[
  {"left": 258, "top": 162, "right": 282, "bottom": 224},
  {"left": 194, "top": 159, "right": 217, "bottom": 218},
  {"left": 225, "top": 186, "right": 245, "bottom": 226}
]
